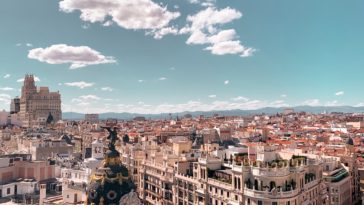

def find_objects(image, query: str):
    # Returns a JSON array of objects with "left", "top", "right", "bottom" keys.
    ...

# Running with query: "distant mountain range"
[{"left": 62, "top": 106, "right": 364, "bottom": 120}]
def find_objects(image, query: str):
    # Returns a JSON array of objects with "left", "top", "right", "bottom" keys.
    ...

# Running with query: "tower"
[
  {"left": 21, "top": 74, "right": 37, "bottom": 97},
  {"left": 18, "top": 74, "right": 61, "bottom": 127}
]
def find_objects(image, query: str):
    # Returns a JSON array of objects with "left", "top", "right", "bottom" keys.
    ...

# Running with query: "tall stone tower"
[{"left": 19, "top": 74, "right": 62, "bottom": 127}]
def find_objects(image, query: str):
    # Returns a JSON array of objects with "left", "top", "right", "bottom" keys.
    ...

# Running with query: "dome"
[
  {"left": 85, "top": 128, "right": 137, "bottom": 205},
  {"left": 346, "top": 137, "right": 354, "bottom": 146}
]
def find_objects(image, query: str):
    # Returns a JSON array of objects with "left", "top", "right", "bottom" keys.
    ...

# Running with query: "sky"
[{"left": 1, "top": 0, "right": 364, "bottom": 114}]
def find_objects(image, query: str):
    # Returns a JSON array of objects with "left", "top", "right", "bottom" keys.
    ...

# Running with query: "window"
[
  {"left": 272, "top": 202, "right": 277, "bottom": 205},
  {"left": 258, "top": 201, "right": 263, "bottom": 205},
  {"left": 247, "top": 198, "right": 250, "bottom": 205},
  {"left": 287, "top": 201, "right": 290, "bottom": 205},
  {"left": 7, "top": 188, "right": 10, "bottom": 195}
]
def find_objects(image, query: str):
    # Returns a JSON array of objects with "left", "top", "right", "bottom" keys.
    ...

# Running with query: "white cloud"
[
  {"left": 281, "top": 94, "right": 287, "bottom": 98},
  {"left": 0, "top": 94, "right": 11, "bottom": 105},
  {"left": 269, "top": 100, "right": 289, "bottom": 107},
  {"left": 59, "top": 0, "right": 180, "bottom": 31},
  {"left": 224, "top": 80, "right": 229, "bottom": 85},
  {"left": 159, "top": 77, "right": 167, "bottom": 81},
  {"left": 335, "top": 91, "right": 344, "bottom": 96},
  {"left": 28, "top": 44, "right": 116, "bottom": 69},
  {"left": 79, "top": 95, "right": 100, "bottom": 100},
  {"left": 71, "top": 95, "right": 101, "bottom": 106},
  {"left": 205, "top": 40, "right": 255, "bottom": 56},
  {"left": 301, "top": 99, "right": 320, "bottom": 106},
  {"left": 186, "top": 30, "right": 208, "bottom": 45},
  {"left": 101, "top": 87, "right": 113, "bottom": 91},
  {"left": 138, "top": 80, "right": 144, "bottom": 83},
  {"left": 231, "top": 96, "right": 249, "bottom": 101},
  {"left": 325, "top": 100, "right": 339, "bottom": 106},
  {"left": 355, "top": 103, "right": 364, "bottom": 107},
  {"left": 3, "top": 74, "right": 10, "bottom": 79},
  {"left": 16, "top": 43, "right": 22, "bottom": 47},
  {"left": 17, "top": 76, "right": 40, "bottom": 82},
  {"left": 102, "top": 21, "right": 113, "bottom": 27},
  {"left": 182, "top": 7, "right": 255, "bottom": 57},
  {"left": 189, "top": 0, "right": 215, "bottom": 7},
  {"left": 150, "top": 27, "right": 179, "bottom": 39},
  {"left": 64, "top": 81, "right": 94, "bottom": 89},
  {"left": 186, "top": 7, "right": 242, "bottom": 31},
  {"left": 0, "top": 87, "right": 14, "bottom": 91},
  {"left": 26, "top": 43, "right": 33, "bottom": 47},
  {"left": 208, "top": 95, "right": 216, "bottom": 98}
]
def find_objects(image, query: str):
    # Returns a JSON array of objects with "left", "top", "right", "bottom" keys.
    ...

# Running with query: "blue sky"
[{"left": 1, "top": 0, "right": 364, "bottom": 113}]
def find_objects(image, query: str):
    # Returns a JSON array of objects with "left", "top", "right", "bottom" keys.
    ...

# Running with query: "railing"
[
  {"left": 208, "top": 178, "right": 233, "bottom": 190},
  {"left": 304, "top": 179, "right": 319, "bottom": 190},
  {"left": 243, "top": 187, "right": 300, "bottom": 198},
  {"left": 251, "top": 166, "right": 290, "bottom": 177}
]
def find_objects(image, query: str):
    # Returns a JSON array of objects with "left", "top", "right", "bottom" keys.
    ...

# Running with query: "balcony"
[
  {"left": 243, "top": 187, "right": 300, "bottom": 199},
  {"left": 208, "top": 178, "right": 233, "bottom": 190}
]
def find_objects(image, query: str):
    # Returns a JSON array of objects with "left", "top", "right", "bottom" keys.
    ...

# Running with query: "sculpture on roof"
[{"left": 101, "top": 126, "right": 119, "bottom": 150}]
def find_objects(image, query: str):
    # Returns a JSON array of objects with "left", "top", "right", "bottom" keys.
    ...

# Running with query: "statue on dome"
[{"left": 101, "top": 126, "right": 119, "bottom": 150}]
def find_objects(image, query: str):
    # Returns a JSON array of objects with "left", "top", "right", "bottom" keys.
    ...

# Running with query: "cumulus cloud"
[
  {"left": 301, "top": 99, "right": 320, "bottom": 106},
  {"left": 101, "top": 87, "right": 113, "bottom": 91},
  {"left": 189, "top": 0, "right": 215, "bottom": 7},
  {"left": 3, "top": 74, "right": 10, "bottom": 79},
  {"left": 281, "top": 94, "right": 287, "bottom": 98},
  {"left": 224, "top": 80, "right": 229, "bottom": 85},
  {"left": 71, "top": 95, "right": 101, "bottom": 107},
  {"left": 57, "top": 0, "right": 256, "bottom": 58},
  {"left": 59, "top": 0, "right": 180, "bottom": 32},
  {"left": 208, "top": 95, "right": 216, "bottom": 98},
  {"left": 335, "top": 91, "right": 344, "bottom": 96},
  {"left": 64, "top": 81, "right": 94, "bottom": 89},
  {"left": 149, "top": 26, "right": 179, "bottom": 39},
  {"left": 138, "top": 80, "right": 144, "bottom": 83},
  {"left": 17, "top": 76, "right": 40, "bottom": 82},
  {"left": 0, "top": 87, "right": 15, "bottom": 91},
  {"left": 26, "top": 43, "right": 33, "bottom": 47},
  {"left": 159, "top": 77, "right": 167, "bottom": 81},
  {"left": 28, "top": 44, "right": 116, "bottom": 69},
  {"left": 182, "top": 7, "right": 255, "bottom": 57}
]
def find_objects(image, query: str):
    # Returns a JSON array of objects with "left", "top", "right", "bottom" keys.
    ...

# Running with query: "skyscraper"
[
  {"left": 19, "top": 74, "right": 62, "bottom": 127},
  {"left": 10, "top": 97, "right": 20, "bottom": 114}
]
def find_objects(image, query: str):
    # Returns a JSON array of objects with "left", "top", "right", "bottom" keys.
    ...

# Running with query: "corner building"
[{"left": 19, "top": 74, "right": 61, "bottom": 127}]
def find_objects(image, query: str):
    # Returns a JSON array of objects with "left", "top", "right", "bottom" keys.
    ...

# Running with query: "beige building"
[{"left": 19, "top": 75, "right": 61, "bottom": 127}]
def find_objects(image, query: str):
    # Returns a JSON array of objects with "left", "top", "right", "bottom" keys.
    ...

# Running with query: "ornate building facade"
[{"left": 19, "top": 74, "right": 61, "bottom": 127}]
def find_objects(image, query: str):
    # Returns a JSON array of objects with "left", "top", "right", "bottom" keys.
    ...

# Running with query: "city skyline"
[{"left": 1, "top": 0, "right": 364, "bottom": 114}]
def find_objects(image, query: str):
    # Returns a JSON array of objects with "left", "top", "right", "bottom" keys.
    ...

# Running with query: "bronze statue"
[{"left": 101, "top": 126, "right": 119, "bottom": 150}]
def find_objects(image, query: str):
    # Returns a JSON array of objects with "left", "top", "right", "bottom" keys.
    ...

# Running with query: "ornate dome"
[
  {"left": 85, "top": 128, "right": 136, "bottom": 205},
  {"left": 346, "top": 137, "right": 354, "bottom": 146}
]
